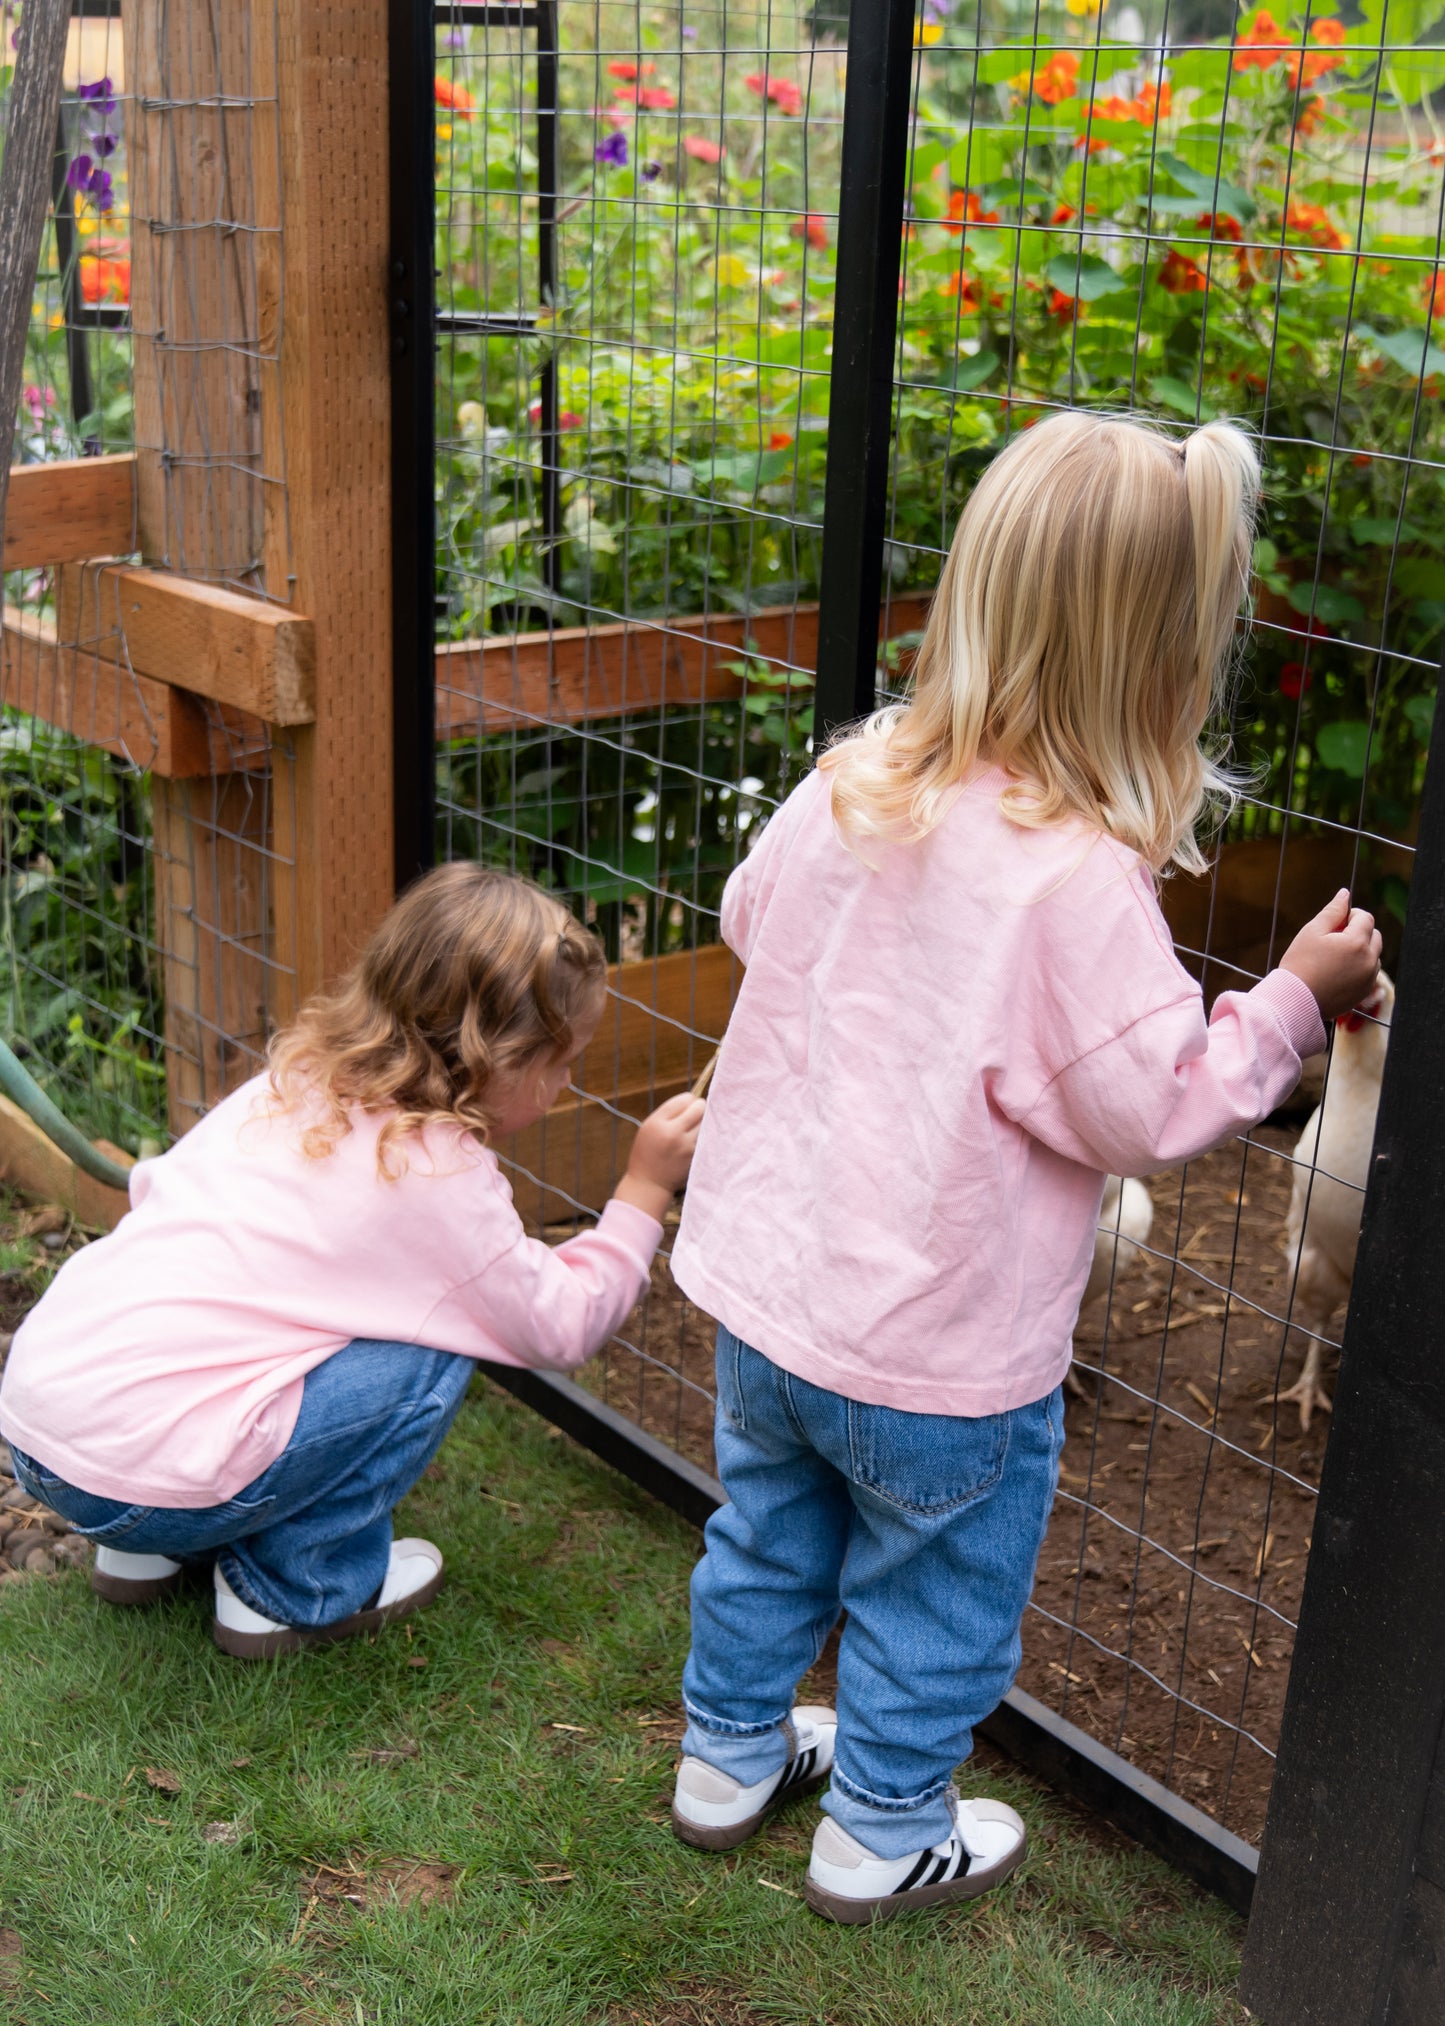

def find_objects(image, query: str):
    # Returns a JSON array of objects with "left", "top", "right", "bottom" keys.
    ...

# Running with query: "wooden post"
[
  {"left": 268, "top": 0, "right": 394, "bottom": 1000},
  {"left": 122, "top": 0, "right": 395, "bottom": 1128}
]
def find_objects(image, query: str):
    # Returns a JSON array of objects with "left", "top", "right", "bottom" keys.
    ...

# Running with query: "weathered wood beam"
[
  {"left": 56, "top": 561, "right": 316, "bottom": 725},
  {"left": 0, "top": 1093, "right": 132, "bottom": 1231},
  {"left": 435, "top": 596, "right": 933, "bottom": 739},
  {"left": 2, "top": 454, "right": 136, "bottom": 571},
  {"left": 3, "top": 605, "right": 204, "bottom": 774}
]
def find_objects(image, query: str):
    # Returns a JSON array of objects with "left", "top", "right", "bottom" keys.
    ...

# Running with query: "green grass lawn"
[{"left": 0, "top": 1379, "right": 1247, "bottom": 2026}]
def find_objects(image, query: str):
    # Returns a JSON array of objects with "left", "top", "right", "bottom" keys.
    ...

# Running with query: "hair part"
[
  {"left": 820, "top": 410, "right": 1260, "bottom": 875},
  {"left": 266, "top": 864, "right": 607, "bottom": 1173}
]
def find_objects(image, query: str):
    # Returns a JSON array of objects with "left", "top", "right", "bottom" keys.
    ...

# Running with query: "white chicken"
[
  {"left": 1067, "top": 1177, "right": 1154, "bottom": 1393},
  {"left": 1276, "top": 970, "right": 1394, "bottom": 1432},
  {"left": 1085, "top": 1176, "right": 1155, "bottom": 1309}
]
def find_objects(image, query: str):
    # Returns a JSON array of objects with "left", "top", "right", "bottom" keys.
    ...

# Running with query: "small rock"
[
  {"left": 0, "top": 1485, "right": 33, "bottom": 1513},
  {"left": 53, "top": 1535, "right": 92, "bottom": 1568},
  {"left": 144, "top": 1767, "right": 182, "bottom": 1795},
  {"left": 19, "top": 1545, "right": 55, "bottom": 1576},
  {"left": 40, "top": 1232, "right": 65, "bottom": 1253},
  {"left": 202, "top": 1821, "right": 240, "bottom": 1846},
  {"left": 0, "top": 1568, "right": 29, "bottom": 1587},
  {"left": 2, "top": 1526, "right": 42, "bottom": 1557},
  {"left": 37, "top": 1510, "right": 69, "bottom": 1536}
]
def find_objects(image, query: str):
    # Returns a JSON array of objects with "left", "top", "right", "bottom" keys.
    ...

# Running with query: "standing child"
[
  {"left": 666, "top": 412, "right": 1382, "bottom": 1922},
  {"left": 0, "top": 867, "right": 703, "bottom": 1657}
]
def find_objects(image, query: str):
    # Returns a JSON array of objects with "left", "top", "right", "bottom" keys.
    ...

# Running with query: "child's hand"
[
  {"left": 1280, "top": 889, "right": 1384, "bottom": 1022},
  {"left": 614, "top": 1094, "right": 707, "bottom": 1222}
]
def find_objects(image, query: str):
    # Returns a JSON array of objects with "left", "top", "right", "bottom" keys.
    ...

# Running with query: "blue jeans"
[
  {"left": 8, "top": 1339, "right": 474, "bottom": 1628},
  {"left": 681, "top": 1329, "right": 1064, "bottom": 1859}
]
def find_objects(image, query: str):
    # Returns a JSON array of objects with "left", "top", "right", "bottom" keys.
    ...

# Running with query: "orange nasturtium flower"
[
  {"left": 1286, "top": 199, "right": 1347, "bottom": 250},
  {"left": 1011, "top": 51, "right": 1080, "bottom": 104},
  {"left": 1286, "top": 17, "right": 1347, "bottom": 85},
  {"left": 942, "top": 189, "right": 1000, "bottom": 232},
  {"left": 1295, "top": 93, "right": 1328, "bottom": 134},
  {"left": 939, "top": 270, "right": 982, "bottom": 310},
  {"left": 1232, "top": 10, "right": 1288, "bottom": 70},
  {"left": 1423, "top": 269, "right": 1445, "bottom": 321},
  {"left": 1196, "top": 212, "right": 1243, "bottom": 241},
  {"left": 1047, "top": 287, "right": 1082, "bottom": 321},
  {"left": 79, "top": 254, "right": 129, "bottom": 305},
  {"left": 434, "top": 75, "right": 475, "bottom": 117},
  {"left": 607, "top": 60, "right": 656, "bottom": 80},
  {"left": 1159, "top": 248, "right": 1209, "bottom": 294}
]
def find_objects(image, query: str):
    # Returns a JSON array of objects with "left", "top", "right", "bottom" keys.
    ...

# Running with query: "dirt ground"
[{"left": 583, "top": 1124, "right": 1325, "bottom": 1850}]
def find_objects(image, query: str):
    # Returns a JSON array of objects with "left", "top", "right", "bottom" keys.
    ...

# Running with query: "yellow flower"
[
  {"left": 1066, "top": 0, "right": 1108, "bottom": 14},
  {"left": 914, "top": 20, "right": 944, "bottom": 44},
  {"left": 437, "top": 122, "right": 452, "bottom": 140},
  {"left": 714, "top": 252, "right": 753, "bottom": 288},
  {"left": 77, "top": 215, "right": 97, "bottom": 238},
  {"left": 48, "top": 309, "right": 64, "bottom": 330}
]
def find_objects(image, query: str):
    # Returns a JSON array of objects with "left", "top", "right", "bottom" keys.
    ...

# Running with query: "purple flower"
[
  {"left": 595, "top": 130, "right": 628, "bottom": 167},
  {"left": 682, "top": 23, "right": 698, "bottom": 36},
  {"left": 442, "top": 28, "right": 467, "bottom": 48},
  {"left": 66, "top": 153, "right": 94, "bottom": 192},
  {"left": 90, "top": 131, "right": 118, "bottom": 157},
  {"left": 641, "top": 159, "right": 661, "bottom": 180},
  {"left": 87, "top": 166, "right": 114, "bottom": 212},
  {"left": 78, "top": 77, "right": 116, "bottom": 112}
]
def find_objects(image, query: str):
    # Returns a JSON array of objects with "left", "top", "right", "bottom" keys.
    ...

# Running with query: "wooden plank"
[
  {"left": 0, "top": 1093, "right": 132, "bottom": 1232},
  {"left": 268, "top": 0, "right": 394, "bottom": 1003},
  {"left": 436, "top": 596, "right": 934, "bottom": 739},
  {"left": 1, "top": 606, "right": 214, "bottom": 775},
  {"left": 2, "top": 454, "right": 136, "bottom": 571},
  {"left": 503, "top": 946, "right": 742, "bottom": 1225},
  {"left": 56, "top": 562, "right": 315, "bottom": 725}
]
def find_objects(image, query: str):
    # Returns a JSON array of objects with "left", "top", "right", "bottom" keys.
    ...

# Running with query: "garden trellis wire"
[{"left": 421, "top": 0, "right": 1445, "bottom": 1920}]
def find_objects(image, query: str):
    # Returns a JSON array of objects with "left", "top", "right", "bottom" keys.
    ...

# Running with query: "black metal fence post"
[
  {"left": 389, "top": 0, "right": 438, "bottom": 892},
  {"left": 812, "top": 0, "right": 917, "bottom": 738},
  {"left": 1240, "top": 674, "right": 1445, "bottom": 2023}
]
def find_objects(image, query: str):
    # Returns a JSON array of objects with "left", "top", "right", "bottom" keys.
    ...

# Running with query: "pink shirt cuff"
[
  {"left": 596, "top": 1196, "right": 666, "bottom": 1275},
  {"left": 1252, "top": 966, "right": 1328, "bottom": 1063}
]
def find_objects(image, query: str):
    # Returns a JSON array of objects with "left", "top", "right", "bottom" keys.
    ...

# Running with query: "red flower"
[
  {"left": 939, "top": 270, "right": 982, "bottom": 311},
  {"left": 683, "top": 135, "right": 723, "bottom": 163},
  {"left": 1232, "top": 10, "right": 1288, "bottom": 70},
  {"left": 1294, "top": 93, "right": 1327, "bottom": 135},
  {"left": 1196, "top": 211, "right": 1242, "bottom": 241},
  {"left": 618, "top": 85, "right": 677, "bottom": 109},
  {"left": 1424, "top": 269, "right": 1445, "bottom": 320},
  {"left": 1278, "top": 662, "right": 1313, "bottom": 700},
  {"left": 769, "top": 430, "right": 794, "bottom": 449},
  {"left": 1048, "top": 287, "right": 1082, "bottom": 321},
  {"left": 791, "top": 212, "right": 829, "bottom": 250},
  {"left": 1287, "top": 200, "right": 1347, "bottom": 250},
  {"left": 943, "top": 189, "right": 1000, "bottom": 232},
  {"left": 434, "top": 75, "right": 475, "bottom": 117},
  {"left": 1159, "top": 248, "right": 1210, "bottom": 293},
  {"left": 745, "top": 71, "right": 803, "bottom": 115},
  {"left": 79, "top": 254, "right": 129, "bottom": 305},
  {"left": 607, "top": 60, "right": 655, "bottom": 80},
  {"left": 1051, "top": 203, "right": 1077, "bottom": 225}
]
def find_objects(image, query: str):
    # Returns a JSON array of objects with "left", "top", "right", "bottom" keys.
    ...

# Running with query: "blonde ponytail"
[{"left": 820, "top": 410, "right": 1261, "bottom": 876}]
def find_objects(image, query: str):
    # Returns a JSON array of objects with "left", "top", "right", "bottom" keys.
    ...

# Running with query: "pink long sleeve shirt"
[
  {"left": 0, "top": 1084, "right": 663, "bottom": 1506},
  {"left": 671, "top": 764, "right": 1325, "bottom": 1416}
]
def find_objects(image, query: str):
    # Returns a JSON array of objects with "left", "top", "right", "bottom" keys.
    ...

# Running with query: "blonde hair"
[
  {"left": 821, "top": 411, "right": 1260, "bottom": 875},
  {"left": 266, "top": 863, "right": 607, "bottom": 1172}
]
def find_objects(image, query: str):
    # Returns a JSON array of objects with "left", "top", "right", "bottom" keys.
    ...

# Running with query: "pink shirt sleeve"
[
  {"left": 1019, "top": 966, "right": 1325, "bottom": 1176},
  {"left": 721, "top": 771, "right": 824, "bottom": 961},
  {"left": 416, "top": 1196, "right": 663, "bottom": 1372}
]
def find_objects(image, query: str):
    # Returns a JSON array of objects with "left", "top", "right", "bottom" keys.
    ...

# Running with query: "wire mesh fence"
[
  {"left": 0, "top": 1, "right": 297, "bottom": 1153},
  {"left": 441, "top": 0, "right": 1442, "bottom": 1848}
]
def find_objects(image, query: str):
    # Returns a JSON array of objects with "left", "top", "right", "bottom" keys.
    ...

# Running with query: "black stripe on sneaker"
[
  {"left": 780, "top": 1746, "right": 816, "bottom": 1791},
  {"left": 898, "top": 1850, "right": 937, "bottom": 1892},
  {"left": 942, "top": 1841, "right": 967, "bottom": 1882}
]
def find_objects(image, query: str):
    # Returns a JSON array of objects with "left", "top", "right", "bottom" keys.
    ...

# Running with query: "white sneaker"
[
  {"left": 804, "top": 1794, "right": 1028, "bottom": 1924},
  {"left": 212, "top": 1538, "right": 445, "bottom": 1659},
  {"left": 91, "top": 1545, "right": 186, "bottom": 1606},
  {"left": 671, "top": 1704, "right": 837, "bottom": 1852}
]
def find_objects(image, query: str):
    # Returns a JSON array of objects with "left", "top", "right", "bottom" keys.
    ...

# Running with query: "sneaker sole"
[
  {"left": 671, "top": 1763, "right": 832, "bottom": 1853},
  {"left": 211, "top": 1564, "right": 445, "bottom": 1659},
  {"left": 803, "top": 1835, "right": 1027, "bottom": 1924},
  {"left": 91, "top": 1566, "right": 186, "bottom": 1606}
]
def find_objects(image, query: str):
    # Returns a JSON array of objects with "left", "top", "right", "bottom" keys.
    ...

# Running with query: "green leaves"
[
  {"left": 1152, "top": 151, "right": 1256, "bottom": 223},
  {"left": 1044, "top": 253, "right": 1130, "bottom": 300},
  {"left": 1150, "top": 375, "right": 1216, "bottom": 419},
  {"left": 1288, "top": 582, "right": 1365, "bottom": 626},
  {"left": 1355, "top": 324, "right": 1445, "bottom": 381},
  {"left": 1315, "top": 721, "right": 1372, "bottom": 776}
]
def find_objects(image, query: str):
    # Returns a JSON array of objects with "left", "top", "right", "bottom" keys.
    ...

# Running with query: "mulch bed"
[{"left": 583, "top": 1123, "right": 1327, "bottom": 1850}]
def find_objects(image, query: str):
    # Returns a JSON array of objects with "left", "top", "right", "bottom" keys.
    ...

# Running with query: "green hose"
[{"left": 0, "top": 1035, "right": 134, "bottom": 1192}]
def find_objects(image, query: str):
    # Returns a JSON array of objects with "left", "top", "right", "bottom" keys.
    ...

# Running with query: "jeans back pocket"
[{"left": 846, "top": 1400, "right": 1010, "bottom": 1516}]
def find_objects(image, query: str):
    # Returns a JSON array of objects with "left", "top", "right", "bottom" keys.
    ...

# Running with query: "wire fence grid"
[
  {"left": 1, "top": 1, "right": 298, "bottom": 1153},
  {"left": 440, "top": 0, "right": 1443, "bottom": 1847}
]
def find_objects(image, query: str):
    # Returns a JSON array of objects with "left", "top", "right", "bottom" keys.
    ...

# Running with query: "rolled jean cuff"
[
  {"left": 680, "top": 1695, "right": 794, "bottom": 1787},
  {"left": 822, "top": 1769, "right": 960, "bottom": 1862}
]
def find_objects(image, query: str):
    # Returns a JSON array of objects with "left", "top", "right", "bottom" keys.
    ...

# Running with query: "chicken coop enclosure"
[{"left": 2, "top": 0, "right": 1445, "bottom": 2018}]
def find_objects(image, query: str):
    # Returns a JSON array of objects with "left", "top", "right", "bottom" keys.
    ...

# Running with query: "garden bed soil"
[{"left": 584, "top": 1124, "right": 1325, "bottom": 1850}]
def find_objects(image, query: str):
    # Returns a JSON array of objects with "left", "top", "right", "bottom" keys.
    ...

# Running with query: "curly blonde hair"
[
  {"left": 266, "top": 864, "right": 607, "bottom": 1173},
  {"left": 821, "top": 411, "right": 1260, "bottom": 876}
]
